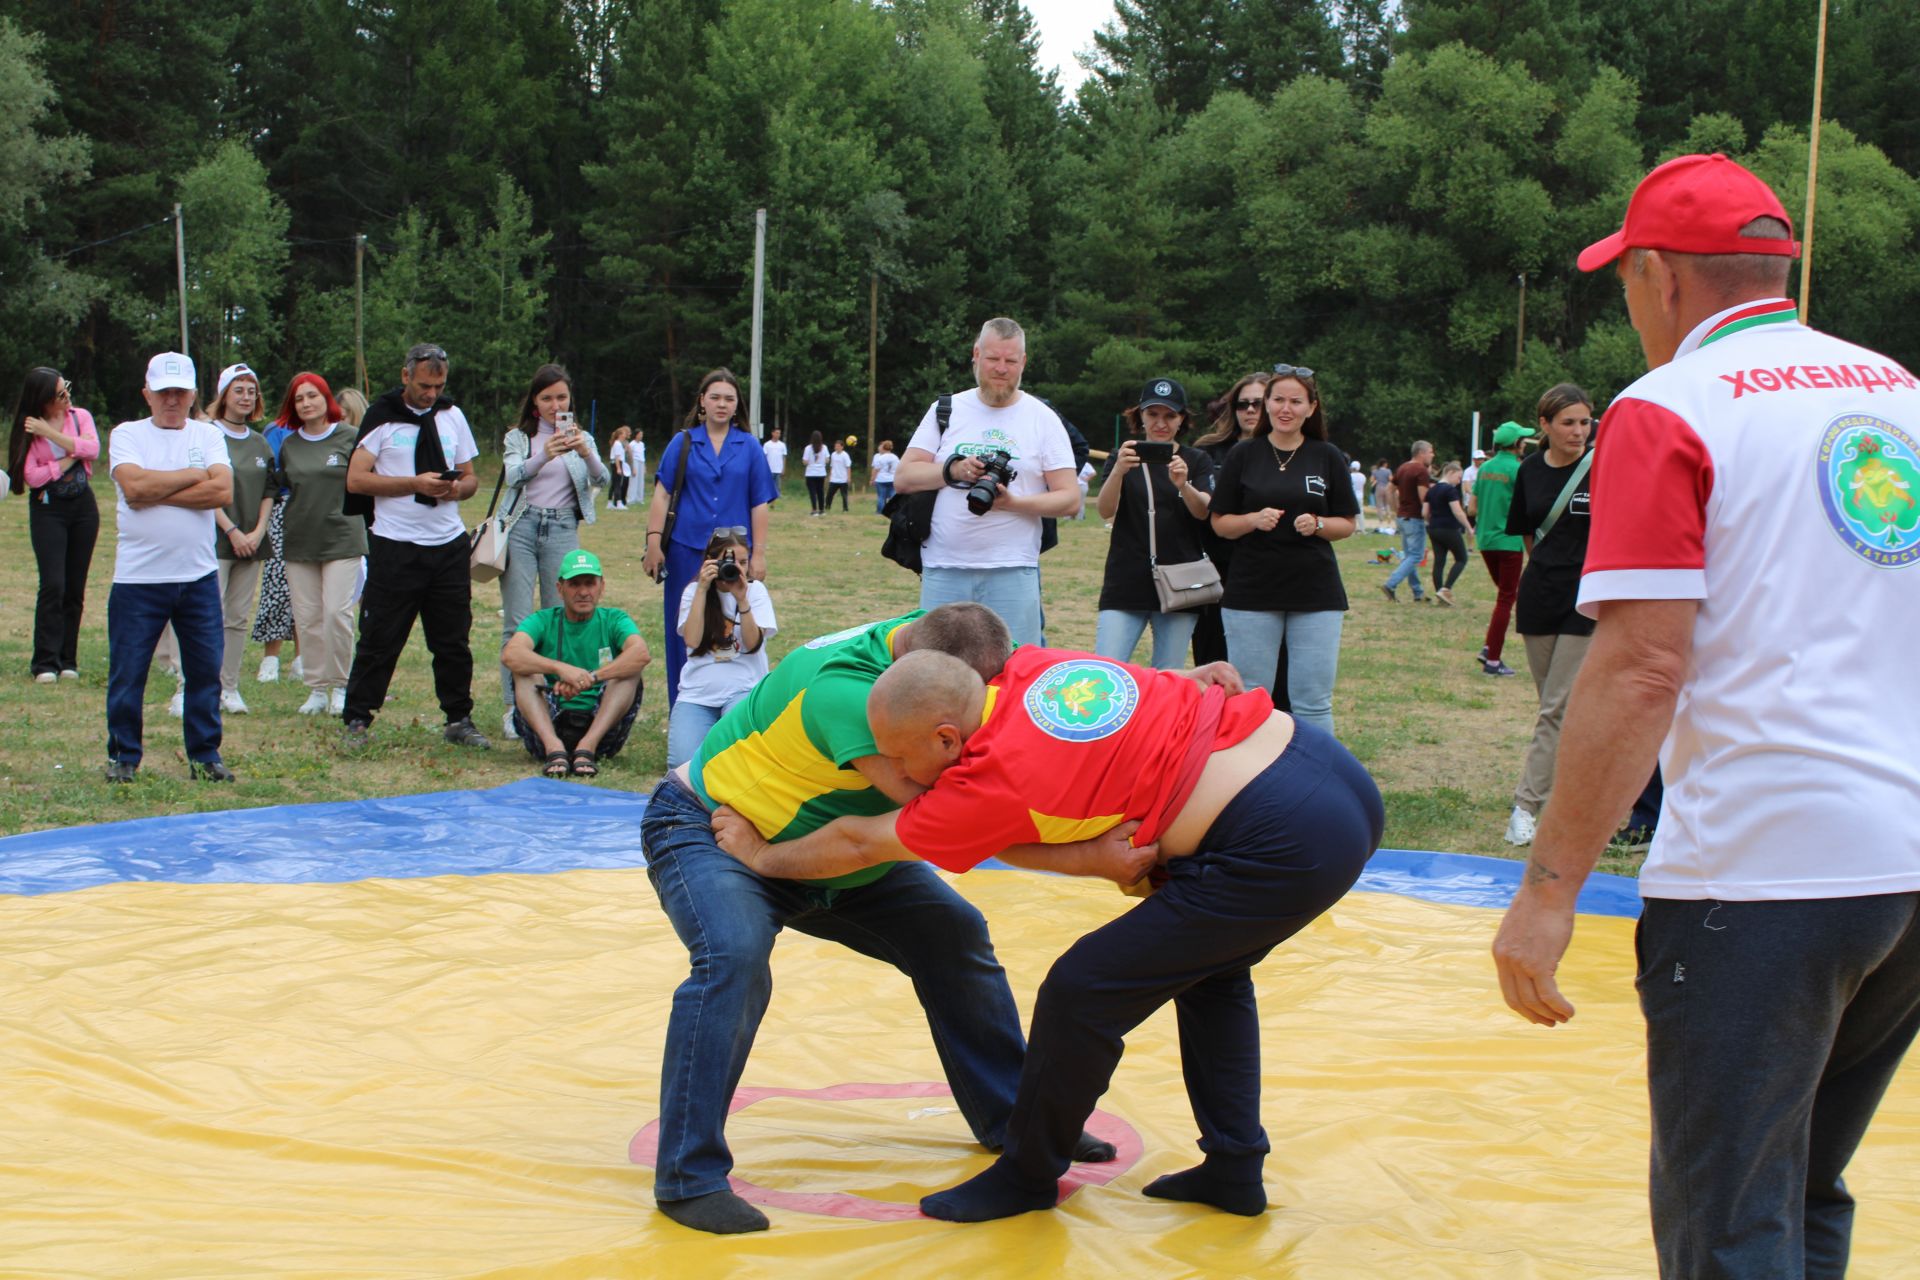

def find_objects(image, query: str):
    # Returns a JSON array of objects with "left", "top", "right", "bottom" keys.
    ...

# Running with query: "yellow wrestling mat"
[{"left": 2, "top": 801, "right": 1916, "bottom": 1277}]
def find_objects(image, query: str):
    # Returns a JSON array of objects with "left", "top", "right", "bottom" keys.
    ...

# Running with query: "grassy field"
[{"left": 0, "top": 470, "right": 1641, "bottom": 873}]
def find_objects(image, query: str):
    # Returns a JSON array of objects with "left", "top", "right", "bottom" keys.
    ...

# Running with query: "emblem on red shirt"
[
  {"left": 1817, "top": 414, "right": 1920, "bottom": 568},
  {"left": 1024, "top": 659, "right": 1140, "bottom": 742}
]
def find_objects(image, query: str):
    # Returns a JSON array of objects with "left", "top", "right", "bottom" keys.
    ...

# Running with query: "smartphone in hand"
[
  {"left": 1134, "top": 441, "right": 1175, "bottom": 464},
  {"left": 439, "top": 469, "right": 461, "bottom": 481}
]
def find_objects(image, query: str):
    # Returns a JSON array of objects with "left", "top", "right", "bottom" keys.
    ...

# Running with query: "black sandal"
[
  {"left": 541, "top": 750, "right": 570, "bottom": 779},
  {"left": 569, "top": 750, "right": 600, "bottom": 778}
]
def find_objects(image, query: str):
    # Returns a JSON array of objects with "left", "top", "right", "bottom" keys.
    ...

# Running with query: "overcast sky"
[{"left": 1024, "top": 0, "right": 1114, "bottom": 97}]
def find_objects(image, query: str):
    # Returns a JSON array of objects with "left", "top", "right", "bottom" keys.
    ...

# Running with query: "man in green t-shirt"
[
  {"left": 1468, "top": 421, "right": 1532, "bottom": 676},
  {"left": 501, "top": 549, "right": 650, "bottom": 777},
  {"left": 637, "top": 603, "right": 1139, "bottom": 1236}
]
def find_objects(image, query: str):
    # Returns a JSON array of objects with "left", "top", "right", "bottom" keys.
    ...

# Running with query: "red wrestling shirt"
[{"left": 894, "top": 648, "right": 1273, "bottom": 873}]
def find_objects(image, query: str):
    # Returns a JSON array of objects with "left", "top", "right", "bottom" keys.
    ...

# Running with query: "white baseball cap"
[
  {"left": 145, "top": 352, "right": 197, "bottom": 392},
  {"left": 1472, "top": 448, "right": 1488, "bottom": 459},
  {"left": 215, "top": 363, "right": 258, "bottom": 401}
]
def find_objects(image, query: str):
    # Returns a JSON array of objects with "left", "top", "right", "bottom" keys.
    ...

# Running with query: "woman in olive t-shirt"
[
  {"left": 1209, "top": 366, "right": 1360, "bottom": 732},
  {"left": 275, "top": 373, "right": 367, "bottom": 715}
]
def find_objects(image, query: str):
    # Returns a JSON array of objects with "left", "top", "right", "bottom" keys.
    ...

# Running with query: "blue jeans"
[
  {"left": 106, "top": 572, "right": 224, "bottom": 766},
  {"left": 1094, "top": 608, "right": 1199, "bottom": 670},
  {"left": 1383, "top": 516, "right": 1426, "bottom": 596},
  {"left": 639, "top": 776, "right": 1027, "bottom": 1201},
  {"left": 499, "top": 506, "right": 578, "bottom": 708},
  {"left": 664, "top": 695, "right": 734, "bottom": 770},
  {"left": 874, "top": 481, "right": 894, "bottom": 512},
  {"left": 1221, "top": 608, "right": 1344, "bottom": 733},
  {"left": 920, "top": 565, "right": 1043, "bottom": 648}
]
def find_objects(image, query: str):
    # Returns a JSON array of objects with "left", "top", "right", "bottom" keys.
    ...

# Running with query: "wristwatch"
[{"left": 1314, "top": 517, "right": 1325, "bottom": 534}]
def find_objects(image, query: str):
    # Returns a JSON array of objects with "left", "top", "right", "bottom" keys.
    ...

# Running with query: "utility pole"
[
  {"left": 1514, "top": 272, "right": 1527, "bottom": 373},
  {"left": 173, "top": 203, "right": 189, "bottom": 356},
  {"left": 867, "top": 271, "right": 879, "bottom": 463},
  {"left": 1800, "top": 0, "right": 1831, "bottom": 323},
  {"left": 354, "top": 234, "right": 368, "bottom": 393},
  {"left": 749, "top": 208, "right": 767, "bottom": 438}
]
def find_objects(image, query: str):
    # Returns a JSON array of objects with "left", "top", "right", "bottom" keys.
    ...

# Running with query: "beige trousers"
[
  {"left": 216, "top": 558, "right": 264, "bottom": 693},
  {"left": 285, "top": 559, "right": 360, "bottom": 691},
  {"left": 1514, "top": 631, "right": 1593, "bottom": 816}
]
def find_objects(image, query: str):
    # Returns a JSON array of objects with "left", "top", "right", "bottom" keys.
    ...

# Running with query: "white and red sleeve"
[{"left": 1577, "top": 397, "right": 1714, "bottom": 617}]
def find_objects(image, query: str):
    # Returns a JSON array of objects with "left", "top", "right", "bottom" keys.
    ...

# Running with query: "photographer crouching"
[{"left": 894, "top": 317, "right": 1081, "bottom": 647}]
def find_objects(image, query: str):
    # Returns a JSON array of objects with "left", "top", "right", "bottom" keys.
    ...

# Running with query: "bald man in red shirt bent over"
[{"left": 713, "top": 646, "right": 1384, "bottom": 1222}]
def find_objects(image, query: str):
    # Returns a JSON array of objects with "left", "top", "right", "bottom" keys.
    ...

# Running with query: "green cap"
[
  {"left": 1492, "top": 420, "right": 1536, "bottom": 447},
  {"left": 557, "top": 549, "right": 603, "bottom": 580}
]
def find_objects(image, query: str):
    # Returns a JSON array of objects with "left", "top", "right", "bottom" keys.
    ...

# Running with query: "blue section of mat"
[{"left": 0, "top": 781, "right": 1641, "bottom": 916}]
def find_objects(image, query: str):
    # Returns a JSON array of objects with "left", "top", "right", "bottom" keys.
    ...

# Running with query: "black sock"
[
  {"left": 1141, "top": 1162, "right": 1267, "bottom": 1216},
  {"left": 1073, "top": 1130, "right": 1117, "bottom": 1163},
  {"left": 657, "top": 1190, "right": 770, "bottom": 1234},
  {"left": 920, "top": 1161, "right": 1057, "bottom": 1222}
]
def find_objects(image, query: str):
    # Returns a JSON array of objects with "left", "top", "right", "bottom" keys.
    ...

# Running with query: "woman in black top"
[
  {"left": 1210, "top": 365, "right": 1359, "bottom": 731},
  {"left": 1425, "top": 461, "right": 1473, "bottom": 605},
  {"left": 1186, "top": 371, "right": 1268, "bottom": 665},
  {"left": 1500, "top": 382, "right": 1596, "bottom": 847},
  {"left": 1092, "top": 378, "right": 1215, "bottom": 668}
]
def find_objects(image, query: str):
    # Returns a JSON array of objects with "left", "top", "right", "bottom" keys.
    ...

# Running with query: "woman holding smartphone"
[
  {"left": 1093, "top": 378, "right": 1215, "bottom": 668},
  {"left": 8, "top": 366, "right": 101, "bottom": 683},
  {"left": 498, "top": 363, "right": 609, "bottom": 737}
]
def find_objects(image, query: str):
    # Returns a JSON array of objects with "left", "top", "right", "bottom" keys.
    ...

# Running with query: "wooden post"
[
  {"left": 1800, "top": 0, "right": 1831, "bottom": 323},
  {"left": 866, "top": 272, "right": 878, "bottom": 464},
  {"left": 1514, "top": 272, "right": 1527, "bottom": 373},
  {"left": 173, "top": 204, "right": 189, "bottom": 356},
  {"left": 354, "top": 234, "right": 368, "bottom": 393}
]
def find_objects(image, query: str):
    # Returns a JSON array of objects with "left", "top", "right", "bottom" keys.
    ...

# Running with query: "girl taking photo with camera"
[{"left": 665, "top": 526, "right": 778, "bottom": 768}]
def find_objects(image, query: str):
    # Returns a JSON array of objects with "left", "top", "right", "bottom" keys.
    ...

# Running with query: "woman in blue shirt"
[{"left": 642, "top": 368, "right": 778, "bottom": 705}]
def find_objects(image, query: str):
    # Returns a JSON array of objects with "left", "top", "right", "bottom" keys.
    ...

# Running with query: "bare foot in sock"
[
  {"left": 1141, "top": 1163, "right": 1267, "bottom": 1216},
  {"left": 920, "top": 1161, "right": 1058, "bottom": 1222},
  {"left": 657, "top": 1190, "right": 770, "bottom": 1234}
]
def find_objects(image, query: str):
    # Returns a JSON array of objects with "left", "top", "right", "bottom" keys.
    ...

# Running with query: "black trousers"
[
  {"left": 827, "top": 480, "right": 849, "bottom": 510},
  {"left": 1428, "top": 527, "right": 1469, "bottom": 591},
  {"left": 28, "top": 484, "right": 100, "bottom": 674},
  {"left": 343, "top": 533, "right": 474, "bottom": 725},
  {"left": 805, "top": 475, "right": 826, "bottom": 512}
]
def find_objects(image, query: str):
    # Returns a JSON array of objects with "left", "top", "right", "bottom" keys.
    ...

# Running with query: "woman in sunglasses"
[
  {"left": 8, "top": 367, "right": 101, "bottom": 682},
  {"left": 1187, "top": 371, "right": 1269, "bottom": 665},
  {"left": 1209, "top": 364, "right": 1361, "bottom": 732}
]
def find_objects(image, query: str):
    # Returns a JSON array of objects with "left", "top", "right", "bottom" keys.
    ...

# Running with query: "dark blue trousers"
[
  {"left": 1638, "top": 893, "right": 1920, "bottom": 1279},
  {"left": 998, "top": 720, "right": 1384, "bottom": 1188},
  {"left": 106, "top": 572, "right": 223, "bottom": 766},
  {"left": 658, "top": 540, "right": 707, "bottom": 707}
]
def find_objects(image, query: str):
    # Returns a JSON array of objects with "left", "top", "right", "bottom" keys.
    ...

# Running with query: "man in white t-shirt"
[
  {"left": 896, "top": 318, "right": 1079, "bottom": 645},
  {"left": 341, "top": 343, "right": 489, "bottom": 748},
  {"left": 762, "top": 427, "right": 787, "bottom": 497},
  {"left": 1461, "top": 448, "right": 1485, "bottom": 499},
  {"left": 1493, "top": 154, "right": 1920, "bottom": 1278},
  {"left": 104, "top": 352, "right": 236, "bottom": 783}
]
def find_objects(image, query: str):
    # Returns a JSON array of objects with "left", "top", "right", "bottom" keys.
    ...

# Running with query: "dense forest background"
[{"left": 3, "top": 0, "right": 1917, "bottom": 459}]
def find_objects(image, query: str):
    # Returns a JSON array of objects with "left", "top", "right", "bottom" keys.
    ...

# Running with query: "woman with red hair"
[{"left": 275, "top": 373, "right": 365, "bottom": 715}]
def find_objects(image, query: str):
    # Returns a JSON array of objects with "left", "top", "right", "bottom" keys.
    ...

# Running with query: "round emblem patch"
[
  {"left": 1155, "top": 380, "right": 1172, "bottom": 396},
  {"left": 1024, "top": 659, "right": 1139, "bottom": 742},
  {"left": 1816, "top": 414, "right": 1920, "bottom": 568}
]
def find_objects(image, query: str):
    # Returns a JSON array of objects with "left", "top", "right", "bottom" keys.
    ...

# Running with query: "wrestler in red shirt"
[{"left": 714, "top": 645, "right": 1384, "bottom": 1223}]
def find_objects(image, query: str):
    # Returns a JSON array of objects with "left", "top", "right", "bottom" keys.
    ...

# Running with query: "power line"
[{"left": 51, "top": 216, "right": 174, "bottom": 259}]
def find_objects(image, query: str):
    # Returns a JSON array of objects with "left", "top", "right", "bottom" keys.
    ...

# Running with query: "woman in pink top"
[{"left": 7, "top": 367, "right": 101, "bottom": 682}]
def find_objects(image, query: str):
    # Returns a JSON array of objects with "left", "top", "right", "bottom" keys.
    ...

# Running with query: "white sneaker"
[
  {"left": 34, "top": 671, "right": 57, "bottom": 685},
  {"left": 221, "top": 689, "right": 250, "bottom": 715},
  {"left": 257, "top": 656, "right": 280, "bottom": 683},
  {"left": 59, "top": 668, "right": 79, "bottom": 680},
  {"left": 298, "top": 690, "right": 329, "bottom": 715},
  {"left": 167, "top": 681, "right": 185, "bottom": 718},
  {"left": 503, "top": 708, "right": 517, "bottom": 741},
  {"left": 329, "top": 688, "right": 347, "bottom": 715},
  {"left": 291, "top": 656, "right": 304, "bottom": 680},
  {"left": 1504, "top": 806, "right": 1537, "bottom": 846}
]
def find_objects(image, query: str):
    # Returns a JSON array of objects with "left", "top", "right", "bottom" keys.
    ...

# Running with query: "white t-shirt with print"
[
  {"left": 675, "top": 579, "right": 778, "bottom": 708},
  {"left": 763, "top": 438, "right": 788, "bottom": 475},
  {"left": 357, "top": 405, "right": 480, "bottom": 546},
  {"left": 110, "top": 417, "right": 232, "bottom": 584},
  {"left": 872, "top": 452, "right": 899, "bottom": 484},
  {"left": 802, "top": 445, "right": 828, "bottom": 477},
  {"left": 908, "top": 390, "right": 1075, "bottom": 569},
  {"left": 828, "top": 451, "right": 852, "bottom": 484}
]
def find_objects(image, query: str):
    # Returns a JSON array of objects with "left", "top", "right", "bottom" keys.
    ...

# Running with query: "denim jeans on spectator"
[
  {"left": 1221, "top": 608, "right": 1344, "bottom": 733},
  {"left": 919, "top": 565, "right": 1044, "bottom": 648},
  {"left": 499, "top": 506, "right": 578, "bottom": 708},
  {"left": 639, "top": 775, "right": 1027, "bottom": 1202},
  {"left": 1383, "top": 516, "right": 1426, "bottom": 597},
  {"left": 106, "top": 571, "right": 224, "bottom": 766},
  {"left": 874, "top": 481, "right": 894, "bottom": 512},
  {"left": 665, "top": 696, "right": 733, "bottom": 770},
  {"left": 1094, "top": 609, "right": 1199, "bottom": 670}
]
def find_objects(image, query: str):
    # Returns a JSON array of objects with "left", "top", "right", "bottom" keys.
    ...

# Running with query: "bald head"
[{"left": 869, "top": 650, "right": 987, "bottom": 784}]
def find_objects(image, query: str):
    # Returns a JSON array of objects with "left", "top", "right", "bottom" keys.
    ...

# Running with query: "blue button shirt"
[{"left": 657, "top": 425, "right": 779, "bottom": 551}]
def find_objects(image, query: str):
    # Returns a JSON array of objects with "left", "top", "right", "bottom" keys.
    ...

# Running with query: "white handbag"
[{"left": 468, "top": 470, "right": 512, "bottom": 583}]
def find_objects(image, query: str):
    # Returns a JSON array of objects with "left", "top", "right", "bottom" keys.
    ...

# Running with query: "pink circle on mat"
[{"left": 630, "top": 1081, "right": 1143, "bottom": 1222}]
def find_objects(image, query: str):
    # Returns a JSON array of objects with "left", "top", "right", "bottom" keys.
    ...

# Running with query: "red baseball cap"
[{"left": 1576, "top": 153, "right": 1800, "bottom": 272}]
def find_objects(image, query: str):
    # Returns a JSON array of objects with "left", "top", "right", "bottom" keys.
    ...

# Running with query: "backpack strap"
[{"left": 1535, "top": 449, "right": 1594, "bottom": 542}]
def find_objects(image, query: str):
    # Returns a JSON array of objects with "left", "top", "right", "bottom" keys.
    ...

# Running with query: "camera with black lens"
[
  {"left": 716, "top": 549, "right": 743, "bottom": 584},
  {"left": 965, "top": 450, "right": 1018, "bottom": 515}
]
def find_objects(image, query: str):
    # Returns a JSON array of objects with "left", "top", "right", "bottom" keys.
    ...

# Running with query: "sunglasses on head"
[{"left": 1271, "top": 363, "right": 1315, "bottom": 380}]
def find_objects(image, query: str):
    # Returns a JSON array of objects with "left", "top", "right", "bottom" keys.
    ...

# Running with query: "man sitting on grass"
[{"left": 501, "top": 549, "right": 649, "bottom": 778}]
